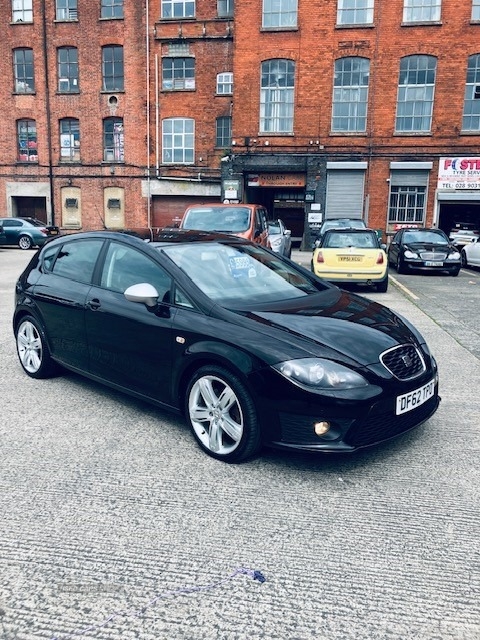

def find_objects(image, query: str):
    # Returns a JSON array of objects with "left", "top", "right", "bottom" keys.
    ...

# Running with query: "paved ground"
[{"left": 0, "top": 247, "right": 479, "bottom": 640}]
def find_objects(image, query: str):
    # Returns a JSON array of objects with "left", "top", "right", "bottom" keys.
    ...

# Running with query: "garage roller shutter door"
[{"left": 326, "top": 170, "right": 365, "bottom": 219}]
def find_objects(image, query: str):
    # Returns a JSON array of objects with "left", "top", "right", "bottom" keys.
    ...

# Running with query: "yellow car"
[{"left": 311, "top": 228, "right": 389, "bottom": 292}]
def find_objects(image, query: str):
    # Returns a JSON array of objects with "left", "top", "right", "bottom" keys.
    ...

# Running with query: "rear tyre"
[
  {"left": 376, "top": 274, "right": 389, "bottom": 292},
  {"left": 15, "top": 316, "right": 59, "bottom": 379},
  {"left": 185, "top": 365, "right": 261, "bottom": 463},
  {"left": 18, "top": 235, "right": 33, "bottom": 250}
]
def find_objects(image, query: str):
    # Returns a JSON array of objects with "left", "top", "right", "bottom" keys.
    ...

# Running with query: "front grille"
[
  {"left": 380, "top": 344, "right": 426, "bottom": 381},
  {"left": 344, "top": 396, "right": 439, "bottom": 448},
  {"left": 419, "top": 251, "right": 448, "bottom": 261}
]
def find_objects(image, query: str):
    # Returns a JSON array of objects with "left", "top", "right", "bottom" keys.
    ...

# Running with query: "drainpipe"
[
  {"left": 146, "top": 0, "right": 152, "bottom": 231},
  {"left": 41, "top": 0, "right": 55, "bottom": 225}
]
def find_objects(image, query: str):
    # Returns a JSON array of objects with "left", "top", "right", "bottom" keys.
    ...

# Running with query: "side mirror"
[
  {"left": 285, "top": 229, "right": 291, "bottom": 237},
  {"left": 124, "top": 283, "right": 159, "bottom": 308},
  {"left": 380, "top": 243, "right": 387, "bottom": 250}
]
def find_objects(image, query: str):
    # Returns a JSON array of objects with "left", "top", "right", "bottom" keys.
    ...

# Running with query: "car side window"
[
  {"left": 3, "top": 220, "right": 22, "bottom": 227},
  {"left": 101, "top": 242, "right": 172, "bottom": 300},
  {"left": 51, "top": 239, "right": 104, "bottom": 283}
]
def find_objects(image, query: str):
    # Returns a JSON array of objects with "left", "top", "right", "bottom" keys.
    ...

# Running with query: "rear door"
[{"left": 32, "top": 238, "right": 104, "bottom": 370}]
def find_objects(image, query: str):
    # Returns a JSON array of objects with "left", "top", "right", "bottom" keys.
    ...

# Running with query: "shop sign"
[
  {"left": 438, "top": 157, "right": 480, "bottom": 190},
  {"left": 223, "top": 179, "right": 240, "bottom": 200},
  {"left": 247, "top": 173, "right": 306, "bottom": 187}
]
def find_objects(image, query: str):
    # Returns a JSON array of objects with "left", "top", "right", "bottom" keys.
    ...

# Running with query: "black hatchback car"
[
  {"left": 387, "top": 228, "right": 461, "bottom": 276},
  {"left": 13, "top": 230, "right": 440, "bottom": 463}
]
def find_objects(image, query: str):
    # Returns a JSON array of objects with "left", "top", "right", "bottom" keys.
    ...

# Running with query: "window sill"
[
  {"left": 10, "top": 20, "right": 34, "bottom": 25},
  {"left": 400, "top": 21, "right": 442, "bottom": 27},
  {"left": 335, "top": 23, "right": 375, "bottom": 29},
  {"left": 99, "top": 17, "right": 124, "bottom": 21},
  {"left": 329, "top": 131, "right": 368, "bottom": 136},
  {"left": 260, "top": 26, "right": 298, "bottom": 33},
  {"left": 57, "top": 91, "right": 80, "bottom": 95},
  {"left": 459, "top": 130, "right": 480, "bottom": 135},
  {"left": 13, "top": 91, "right": 36, "bottom": 96},
  {"left": 161, "top": 88, "right": 196, "bottom": 93},
  {"left": 393, "top": 131, "right": 433, "bottom": 136},
  {"left": 54, "top": 19, "right": 79, "bottom": 24}
]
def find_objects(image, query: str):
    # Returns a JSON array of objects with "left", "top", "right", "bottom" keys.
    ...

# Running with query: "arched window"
[
  {"left": 17, "top": 119, "right": 37, "bottom": 162},
  {"left": 103, "top": 118, "right": 124, "bottom": 162},
  {"left": 462, "top": 54, "right": 480, "bottom": 131},
  {"left": 260, "top": 60, "right": 295, "bottom": 133},
  {"left": 162, "top": 118, "right": 194, "bottom": 164},
  {"left": 332, "top": 57, "right": 370, "bottom": 132},
  {"left": 57, "top": 47, "right": 79, "bottom": 92},
  {"left": 395, "top": 55, "right": 436, "bottom": 133},
  {"left": 60, "top": 118, "right": 80, "bottom": 161}
]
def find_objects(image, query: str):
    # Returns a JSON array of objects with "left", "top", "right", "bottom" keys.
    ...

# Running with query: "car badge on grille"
[{"left": 401, "top": 354, "right": 413, "bottom": 368}]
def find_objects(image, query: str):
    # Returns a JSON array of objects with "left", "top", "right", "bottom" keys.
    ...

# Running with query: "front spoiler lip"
[{"left": 269, "top": 395, "right": 441, "bottom": 453}]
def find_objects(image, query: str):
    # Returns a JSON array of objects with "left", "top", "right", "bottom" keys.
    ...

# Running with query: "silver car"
[{"left": 268, "top": 219, "right": 292, "bottom": 257}]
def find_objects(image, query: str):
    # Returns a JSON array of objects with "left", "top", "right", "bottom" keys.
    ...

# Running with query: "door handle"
[{"left": 86, "top": 298, "right": 101, "bottom": 310}]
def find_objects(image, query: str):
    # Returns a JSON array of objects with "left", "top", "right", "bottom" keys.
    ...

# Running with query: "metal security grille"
[{"left": 325, "top": 170, "right": 365, "bottom": 219}]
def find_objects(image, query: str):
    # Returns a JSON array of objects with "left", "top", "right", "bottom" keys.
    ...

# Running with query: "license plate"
[
  {"left": 396, "top": 379, "right": 435, "bottom": 415},
  {"left": 339, "top": 256, "right": 362, "bottom": 262},
  {"left": 424, "top": 261, "right": 442, "bottom": 267}
]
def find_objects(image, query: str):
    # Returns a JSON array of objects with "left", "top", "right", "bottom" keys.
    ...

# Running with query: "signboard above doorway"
[{"left": 247, "top": 174, "right": 306, "bottom": 187}]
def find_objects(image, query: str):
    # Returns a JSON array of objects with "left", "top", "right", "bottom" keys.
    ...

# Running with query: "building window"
[
  {"left": 17, "top": 119, "right": 37, "bottom": 162},
  {"left": 162, "top": 58, "right": 195, "bottom": 90},
  {"left": 60, "top": 118, "right": 80, "bottom": 162},
  {"left": 395, "top": 55, "right": 436, "bottom": 133},
  {"left": 12, "top": 0, "right": 33, "bottom": 22},
  {"left": 56, "top": 0, "right": 78, "bottom": 20},
  {"left": 260, "top": 59, "right": 295, "bottom": 133},
  {"left": 102, "top": 46, "right": 124, "bottom": 91},
  {"left": 161, "top": 0, "right": 195, "bottom": 19},
  {"left": 216, "top": 116, "right": 231, "bottom": 147},
  {"left": 162, "top": 118, "right": 194, "bottom": 164},
  {"left": 462, "top": 54, "right": 480, "bottom": 131},
  {"left": 388, "top": 186, "right": 426, "bottom": 224},
  {"left": 57, "top": 47, "right": 79, "bottom": 93},
  {"left": 101, "top": 0, "right": 124, "bottom": 18},
  {"left": 332, "top": 57, "right": 369, "bottom": 132},
  {"left": 337, "top": 0, "right": 374, "bottom": 25},
  {"left": 217, "top": 72, "right": 233, "bottom": 94},
  {"left": 217, "top": 0, "right": 233, "bottom": 17},
  {"left": 14, "top": 48, "right": 35, "bottom": 93},
  {"left": 403, "top": 0, "right": 441, "bottom": 22},
  {"left": 262, "top": 0, "right": 297, "bottom": 28},
  {"left": 103, "top": 118, "right": 124, "bottom": 162},
  {"left": 473, "top": 0, "right": 480, "bottom": 20}
]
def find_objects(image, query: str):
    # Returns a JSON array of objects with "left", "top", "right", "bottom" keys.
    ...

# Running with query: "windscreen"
[
  {"left": 182, "top": 207, "right": 251, "bottom": 233},
  {"left": 162, "top": 242, "right": 327, "bottom": 307}
]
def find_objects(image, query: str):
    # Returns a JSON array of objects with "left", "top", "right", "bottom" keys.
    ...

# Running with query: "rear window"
[{"left": 323, "top": 231, "right": 379, "bottom": 249}]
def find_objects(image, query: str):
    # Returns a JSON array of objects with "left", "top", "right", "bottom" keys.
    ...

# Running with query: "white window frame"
[
  {"left": 161, "top": 0, "right": 195, "bottom": 19},
  {"left": 57, "top": 47, "right": 79, "bottom": 93},
  {"left": 462, "top": 54, "right": 480, "bottom": 132},
  {"left": 388, "top": 186, "right": 426, "bottom": 224},
  {"left": 262, "top": 0, "right": 298, "bottom": 28},
  {"left": 60, "top": 118, "right": 80, "bottom": 162},
  {"left": 473, "top": 0, "right": 480, "bottom": 20},
  {"left": 216, "top": 72, "right": 233, "bottom": 94},
  {"left": 395, "top": 55, "right": 436, "bottom": 133},
  {"left": 101, "top": 0, "right": 124, "bottom": 19},
  {"left": 337, "top": 0, "right": 374, "bottom": 25},
  {"left": 331, "top": 57, "right": 370, "bottom": 132},
  {"left": 260, "top": 60, "right": 295, "bottom": 134},
  {"left": 403, "top": 0, "right": 441, "bottom": 23},
  {"left": 12, "top": 0, "right": 33, "bottom": 22},
  {"left": 162, "top": 118, "right": 195, "bottom": 164}
]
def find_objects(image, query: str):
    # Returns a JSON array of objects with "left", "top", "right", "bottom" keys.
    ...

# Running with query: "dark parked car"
[
  {"left": 0, "top": 217, "right": 60, "bottom": 249},
  {"left": 14, "top": 230, "right": 440, "bottom": 463},
  {"left": 313, "top": 217, "right": 366, "bottom": 246},
  {"left": 387, "top": 228, "right": 461, "bottom": 276}
]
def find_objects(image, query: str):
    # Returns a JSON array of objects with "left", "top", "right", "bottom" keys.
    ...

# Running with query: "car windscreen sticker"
[{"left": 228, "top": 255, "right": 257, "bottom": 278}]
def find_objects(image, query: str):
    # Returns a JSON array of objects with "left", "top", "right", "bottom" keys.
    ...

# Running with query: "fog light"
[{"left": 314, "top": 421, "right": 331, "bottom": 436}]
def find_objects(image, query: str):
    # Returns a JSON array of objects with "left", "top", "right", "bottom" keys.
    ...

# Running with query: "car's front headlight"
[
  {"left": 273, "top": 358, "right": 368, "bottom": 390},
  {"left": 447, "top": 252, "right": 461, "bottom": 260},
  {"left": 404, "top": 250, "right": 419, "bottom": 259}
]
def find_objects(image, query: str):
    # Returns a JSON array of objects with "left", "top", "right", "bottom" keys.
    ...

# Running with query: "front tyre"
[
  {"left": 185, "top": 365, "right": 261, "bottom": 463},
  {"left": 15, "top": 316, "right": 59, "bottom": 378},
  {"left": 461, "top": 250, "right": 468, "bottom": 268},
  {"left": 18, "top": 235, "right": 33, "bottom": 250}
]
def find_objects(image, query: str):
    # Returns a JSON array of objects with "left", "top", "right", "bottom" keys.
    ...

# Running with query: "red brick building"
[{"left": 2, "top": 0, "right": 480, "bottom": 247}]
